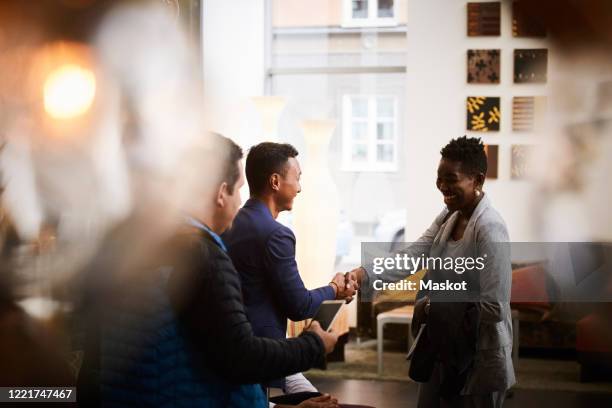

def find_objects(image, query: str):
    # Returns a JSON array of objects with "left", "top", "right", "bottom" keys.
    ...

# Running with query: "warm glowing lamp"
[
  {"left": 43, "top": 64, "right": 96, "bottom": 120},
  {"left": 250, "top": 96, "right": 286, "bottom": 142}
]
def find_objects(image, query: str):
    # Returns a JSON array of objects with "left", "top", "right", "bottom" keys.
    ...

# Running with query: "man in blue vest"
[{"left": 78, "top": 134, "right": 340, "bottom": 408}]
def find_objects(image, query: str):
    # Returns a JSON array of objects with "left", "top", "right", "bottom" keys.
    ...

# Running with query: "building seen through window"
[{"left": 269, "top": 0, "right": 408, "bottom": 258}]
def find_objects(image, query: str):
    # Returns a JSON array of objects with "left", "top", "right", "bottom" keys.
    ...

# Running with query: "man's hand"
[
  {"left": 330, "top": 273, "right": 356, "bottom": 302},
  {"left": 305, "top": 320, "right": 339, "bottom": 354}
]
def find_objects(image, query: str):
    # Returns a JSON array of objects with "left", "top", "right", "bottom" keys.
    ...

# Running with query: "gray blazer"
[{"left": 363, "top": 194, "right": 515, "bottom": 393}]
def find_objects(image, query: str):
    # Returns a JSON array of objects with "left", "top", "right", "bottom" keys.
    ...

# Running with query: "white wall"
[
  {"left": 202, "top": 0, "right": 265, "bottom": 148},
  {"left": 403, "top": 0, "right": 547, "bottom": 243}
]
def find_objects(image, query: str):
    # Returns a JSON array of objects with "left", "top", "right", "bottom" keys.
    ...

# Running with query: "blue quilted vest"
[{"left": 97, "top": 267, "right": 267, "bottom": 407}]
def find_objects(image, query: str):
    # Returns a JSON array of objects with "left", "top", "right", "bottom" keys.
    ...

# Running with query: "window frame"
[
  {"left": 342, "top": 0, "right": 399, "bottom": 28},
  {"left": 342, "top": 94, "right": 399, "bottom": 172}
]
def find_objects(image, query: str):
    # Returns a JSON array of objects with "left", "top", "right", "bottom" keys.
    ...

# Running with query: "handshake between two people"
[{"left": 328, "top": 266, "right": 367, "bottom": 303}]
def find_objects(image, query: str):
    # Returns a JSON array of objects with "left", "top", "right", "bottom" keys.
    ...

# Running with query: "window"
[
  {"left": 268, "top": 0, "right": 407, "bottom": 255},
  {"left": 342, "top": 95, "right": 398, "bottom": 171},
  {"left": 343, "top": 0, "right": 397, "bottom": 27}
]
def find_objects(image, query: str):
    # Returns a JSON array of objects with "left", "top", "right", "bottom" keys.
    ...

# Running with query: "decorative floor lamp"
[
  {"left": 292, "top": 119, "right": 348, "bottom": 340},
  {"left": 250, "top": 96, "right": 287, "bottom": 142},
  {"left": 293, "top": 119, "right": 339, "bottom": 289}
]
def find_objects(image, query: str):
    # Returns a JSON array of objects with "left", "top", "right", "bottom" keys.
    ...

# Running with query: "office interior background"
[{"left": 1, "top": 0, "right": 612, "bottom": 406}]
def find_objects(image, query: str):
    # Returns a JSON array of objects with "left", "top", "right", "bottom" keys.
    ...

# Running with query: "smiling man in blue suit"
[{"left": 223, "top": 142, "right": 355, "bottom": 395}]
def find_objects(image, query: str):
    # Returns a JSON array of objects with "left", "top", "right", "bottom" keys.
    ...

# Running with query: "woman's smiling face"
[{"left": 436, "top": 158, "right": 480, "bottom": 212}]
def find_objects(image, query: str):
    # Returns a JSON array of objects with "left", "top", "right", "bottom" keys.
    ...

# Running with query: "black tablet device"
[{"left": 312, "top": 300, "right": 344, "bottom": 332}]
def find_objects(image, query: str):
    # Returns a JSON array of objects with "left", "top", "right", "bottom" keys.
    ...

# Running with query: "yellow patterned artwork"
[{"left": 467, "top": 96, "right": 500, "bottom": 132}]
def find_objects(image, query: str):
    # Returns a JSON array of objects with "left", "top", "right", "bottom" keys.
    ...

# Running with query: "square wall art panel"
[
  {"left": 512, "top": 1, "right": 546, "bottom": 37},
  {"left": 467, "top": 96, "right": 500, "bottom": 132},
  {"left": 467, "top": 2, "right": 501, "bottom": 36},
  {"left": 512, "top": 96, "right": 547, "bottom": 131},
  {"left": 467, "top": 49, "right": 500, "bottom": 84},
  {"left": 511, "top": 145, "right": 532, "bottom": 179},
  {"left": 514, "top": 49, "right": 548, "bottom": 83},
  {"left": 484, "top": 144, "right": 499, "bottom": 179}
]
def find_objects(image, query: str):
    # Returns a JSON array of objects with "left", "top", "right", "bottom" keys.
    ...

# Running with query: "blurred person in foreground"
[
  {"left": 346, "top": 137, "right": 514, "bottom": 408},
  {"left": 0, "top": 172, "right": 74, "bottom": 389},
  {"left": 223, "top": 142, "right": 356, "bottom": 402},
  {"left": 77, "top": 133, "right": 340, "bottom": 408}
]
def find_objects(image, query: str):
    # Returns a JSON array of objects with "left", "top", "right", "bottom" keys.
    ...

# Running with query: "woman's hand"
[{"left": 345, "top": 266, "right": 365, "bottom": 290}]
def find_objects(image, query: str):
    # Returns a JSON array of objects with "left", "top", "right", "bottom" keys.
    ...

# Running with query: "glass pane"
[
  {"left": 271, "top": 2, "right": 406, "bottom": 69},
  {"left": 377, "top": 122, "right": 393, "bottom": 140},
  {"left": 352, "top": 0, "right": 368, "bottom": 19},
  {"left": 267, "top": 0, "right": 409, "bottom": 270},
  {"left": 351, "top": 98, "right": 368, "bottom": 118},
  {"left": 377, "top": 98, "right": 394, "bottom": 117},
  {"left": 352, "top": 122, "right": 368, "bottom": 141},
  {"left": 352, "top": 143, "right": 368, "bottom": 161},
  {"left": 377, "top": 143, "right": 394, "bottom": 162},
  {"left": 378, "top": 0, "right": 394, "bottom": 18},
  {"left": 271, "top": 71, "right": 406, "bottom": 271}
]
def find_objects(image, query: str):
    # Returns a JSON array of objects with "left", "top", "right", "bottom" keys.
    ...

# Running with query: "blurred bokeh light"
[{"left": 43, "top": 64, "right": 95, "bottom": 120}]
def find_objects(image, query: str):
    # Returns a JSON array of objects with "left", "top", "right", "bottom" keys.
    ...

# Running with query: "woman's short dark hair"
[
  {"left": 246, "top": 142, "right": 298, "bottom": 196},
  {"left": 440, "top": 136, "right": 487, "bottom": 177}
]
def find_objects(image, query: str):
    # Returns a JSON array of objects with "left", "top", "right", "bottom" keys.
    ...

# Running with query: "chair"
[{"left": 376, "top": 305, "right": 414, "bottom": 375}]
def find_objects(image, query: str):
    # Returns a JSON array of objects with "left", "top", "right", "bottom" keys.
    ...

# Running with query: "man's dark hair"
[
  {"left": 245, "top": 142, "right": 298, "bottom": 196},
  {"left": 440, "top": 136, "right": 488, "bottom": 177},
  {"left": 211, "top": 133, "right": 243, "bottom": 194}
]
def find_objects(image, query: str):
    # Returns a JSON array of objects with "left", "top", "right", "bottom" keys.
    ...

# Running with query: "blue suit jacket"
[{"left": 222, "top": 198, "right": 335, "bottom": 341}]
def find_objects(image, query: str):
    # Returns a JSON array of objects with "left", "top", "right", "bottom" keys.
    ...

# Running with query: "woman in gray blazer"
[{"left": 348, "top": 136, "right": 515, "bottom": 408}]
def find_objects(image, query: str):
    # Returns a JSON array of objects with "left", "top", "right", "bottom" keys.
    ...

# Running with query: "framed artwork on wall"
[
  {"left": 512, "top": 1, "right": 546, "bottom": 37},
  {"left": 467, "top": 2, "right": 501, "bottom": 36},
  {"left": 484, "top": 144, "right": 499, "bottom": 179},
  {"left": 467, "top": 96, "right": 501, "bottom": 132},
  {"left": 511, "top": 145, "right": 532, "bottom": 179},
  {"left": 467, "top": 49, "right": 501, "bottom": 84},
  {"left": 514, "top": 49, "right": 548, "bottom": 83},
  {"left": 512, "top": 96, "right": 547, "bottom": 132}
]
